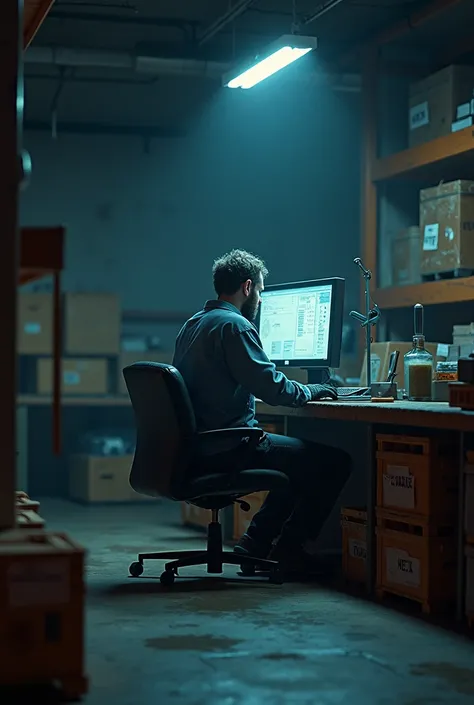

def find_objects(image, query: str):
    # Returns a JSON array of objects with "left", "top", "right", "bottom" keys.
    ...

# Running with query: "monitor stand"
[{"left": 304, "top": 367, "right": 331, "bottom": 385}]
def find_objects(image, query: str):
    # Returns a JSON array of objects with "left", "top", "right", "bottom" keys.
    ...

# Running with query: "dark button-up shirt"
[{"left": 173, "top": 300, "right": 311, "bottom": 431}]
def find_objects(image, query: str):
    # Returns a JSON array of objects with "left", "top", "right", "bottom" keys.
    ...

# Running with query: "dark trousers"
[
  {"left": 241, "top": 433, "right": 352, "bottom": 547},
  {"left": 195, "top": 431, "right": 352, "bottom": 548}
]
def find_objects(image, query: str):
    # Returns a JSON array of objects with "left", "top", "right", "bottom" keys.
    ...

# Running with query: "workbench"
[
  {"left": 256, "top": 399, "right": 471, "bottom": 620},
  {"left": 15, "top": 394, "right": 472, "bottom": 618}
]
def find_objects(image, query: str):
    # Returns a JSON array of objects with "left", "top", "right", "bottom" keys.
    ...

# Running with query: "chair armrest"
[{"left": 196, "top": 427, "right": 264, "bottom": 457}]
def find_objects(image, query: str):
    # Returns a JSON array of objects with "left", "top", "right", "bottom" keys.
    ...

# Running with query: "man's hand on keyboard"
[{"left": 307, "top": 383, "right": 338, "bottom": 402}]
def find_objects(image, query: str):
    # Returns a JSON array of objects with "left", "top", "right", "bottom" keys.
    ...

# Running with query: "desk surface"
[
  {"left": 256, "top": 400, "right": 474, "bottom": 431},
  {"left": 16, "top": 396, "right": 474, "bottom": 431}
]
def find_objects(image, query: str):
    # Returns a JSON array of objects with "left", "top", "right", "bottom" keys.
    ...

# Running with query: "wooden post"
[
  {"left": 0, "top": 0, "right": 22, "bottom": 529},
  {"left": 360, "top": 46, "right": 378, "bottom": 359}
]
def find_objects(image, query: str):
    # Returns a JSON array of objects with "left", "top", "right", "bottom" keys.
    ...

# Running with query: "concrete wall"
[{"left": 21, "top": 79, "right": 362, "bottom": 345}]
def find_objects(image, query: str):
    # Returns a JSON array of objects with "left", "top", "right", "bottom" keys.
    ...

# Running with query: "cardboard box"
[
  {"left": 420, "top": 180, "right": 474, "bottom": 276},
  {"left": 17, "top": 293, "right": 53, "bottom": 354},
  {"left": 64, "top": 293, "right": 120, "bottom": 355},
  {"left": 37, "top": 358, "right": 108, "bottom": 395},
  {"left": 69, "top": 454, "right": 153, "bottom": 503},
  {"left": 360, "top": 342, "right": 446, "bottom": 389},
  {"left": 409, "top": 65, "right": 474, "bottom": 147},
  {"left": 391, "top": 227, "right": 421, "bottom": 286},
  {"left": 0, "top": 530, "right": 87, "bottom": 695},
  {"left": 118, "top": 350, "right": 174, "bottom": 394}
]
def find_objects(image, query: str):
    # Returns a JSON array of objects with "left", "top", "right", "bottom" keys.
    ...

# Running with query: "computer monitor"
[{"left": 257, "top": 277, "right": 345, "bottom": 369}]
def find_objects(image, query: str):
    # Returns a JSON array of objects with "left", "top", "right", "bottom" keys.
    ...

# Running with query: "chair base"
[{"left": 128, "top": 519, "right": 283, "bottom": 586}]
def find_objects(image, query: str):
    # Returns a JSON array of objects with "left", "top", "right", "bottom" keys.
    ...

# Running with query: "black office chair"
[{"left": 123, "top": 362, "right": 288, "bottom": 586}]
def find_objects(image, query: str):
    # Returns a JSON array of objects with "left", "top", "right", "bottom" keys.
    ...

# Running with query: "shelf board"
[
  {"left": 374, "top": 277, "right": 474, "bottom": 309},
  {"left": 24, "top": 0, "right": 55, "bottom": 48},
  {"left": 19, "top": 226, "right": 64, "bottom": 284},
  {"left": 372, "top": 128, "right": 474, "bottom": 182}
]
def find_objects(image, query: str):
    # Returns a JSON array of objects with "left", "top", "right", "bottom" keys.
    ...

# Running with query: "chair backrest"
[{"left": 123, "top": 362, "right": 197, "bottom": 499}]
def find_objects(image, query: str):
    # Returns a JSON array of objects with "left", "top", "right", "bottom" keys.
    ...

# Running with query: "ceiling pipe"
[
  {"left": 24, "top": 45, "right": 360, "bottom": 92},
  {"left": 303, "top": 0, "right": 346, "bottom": 26},
  {"left": 25, "top": 46, "right": 228, "bottom": 79},
  {"left": 24, "top": 120, "right": 184, "bottom": 138},
  {"left": 198, "top": 0, "right": 258, "bottom": 46},
  {"left": 48, "top": 9, "right": 197, "bottom": 31}
]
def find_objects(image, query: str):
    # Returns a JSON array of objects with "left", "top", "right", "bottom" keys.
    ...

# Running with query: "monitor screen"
[{"left": 257, "top": 277, "right": 345, "bottom": 368}]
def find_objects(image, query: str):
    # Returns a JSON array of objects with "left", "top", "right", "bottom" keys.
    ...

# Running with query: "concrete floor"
[{"left": 6, "top": 499, "right": 474, "bottom": 704}]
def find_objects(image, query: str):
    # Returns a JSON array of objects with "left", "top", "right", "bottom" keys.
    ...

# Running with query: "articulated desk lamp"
[{"left": 349, "top": 258, "right": 381, "bottom": 392}]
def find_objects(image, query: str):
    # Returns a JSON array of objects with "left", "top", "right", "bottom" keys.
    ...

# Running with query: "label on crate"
[
  {"left": 383, "top": 465, "right": 415, "bottom": 509},
  {"left": 8, "top": 559, "right": 71, "bottom": 607},
  {"left": 348, "top": 539, "right": 366, "bottom": 562},
  {"left": 409, "top": 101, "right": 429, "bottom": 130},
  {"left": 63, "top": 371, "right": 81, "bottom": 386},
  {"left": 24, "top": 322, "right": 41, "bottom": 335},
  {"left": 423, "top": 224, "right": 439, "bottom": 251},
  {"left": 385, "top": 548, "right": 420, "bottom": 588}
]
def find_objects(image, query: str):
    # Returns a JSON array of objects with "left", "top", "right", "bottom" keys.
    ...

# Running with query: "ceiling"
[
  {"left": 32, "top": 0, "right": 440, "bottom": 62},
  {"left": 23, "top": 0, "right": 474, "bottom": 133}
]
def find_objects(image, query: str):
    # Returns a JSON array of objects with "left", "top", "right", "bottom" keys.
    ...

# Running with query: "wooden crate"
[
  {"left": 464, "top": 458, "right": 474, "bottom": 536},
  {"left": 376, "top": 434, "right": 458, "bottom": 520},
  {"left": 449, "top": 382, "right": 474, "bottom": 410},
  {"left": 0, "top": 530, "right": 87, "bottom": 700},
  {"left": 341, "top": 507, "right": 367, "bottom": 585},
  {"left": 233, "top": 492, "right": 268, "bottom": 541},
  {"left": 376, "top": 509, "right": 456, "bottom": 614}
]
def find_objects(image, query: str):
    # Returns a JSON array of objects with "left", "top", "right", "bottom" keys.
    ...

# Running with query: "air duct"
[
  {"left": 24, "top": 45, "right": 360, "bottom": 92},
  {"left": 25, "top": 46, "right": 228, "bottom": 79}
]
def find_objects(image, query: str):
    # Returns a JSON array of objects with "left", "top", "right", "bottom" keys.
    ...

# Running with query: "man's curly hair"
[{"left": 212, "top": 249, "right": 268, "bottom": 296}]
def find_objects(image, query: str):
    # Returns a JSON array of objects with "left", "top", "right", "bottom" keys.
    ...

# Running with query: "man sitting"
[{"left": 173, "top": 249, "right": 352, "bottom": 575}]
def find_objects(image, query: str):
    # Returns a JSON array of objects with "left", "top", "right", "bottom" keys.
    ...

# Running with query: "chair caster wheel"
[
  {"left": 160, "top": 569, "right": 176, "bottom": 586},
  {"left": 269, "top": 569, "right": 283, "bottom": 585},
  {"left": 240, "top": 563, "right": 256, "bottom": 576},
  {"left": 129, "top": 561, "right": 144, "bottom": 577}
]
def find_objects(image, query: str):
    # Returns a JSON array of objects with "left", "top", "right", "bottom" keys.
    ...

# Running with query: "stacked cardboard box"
[
  {"left": 69, "top": 454, "right": 154, "bottom": 503},
  {"left": 408, "top": 65, "right": 474, "bottom": 147},
  {"left": 444, "top": 323, "right": 474, "bottom": 363},
  {"left": 18, "top": 291, "right": 122, "bottom": 395},
  {"left": 375, "top": 434, "right": 458, "bottom": 614},
  {"left": 341, "top": 507, "right": 367, "bottom": 585},
  {"left": 420, "top": 180, "right": 474, "bottom": 277},
  {"left": 391, "top": 227, "right": 421, "bottom": 286}
]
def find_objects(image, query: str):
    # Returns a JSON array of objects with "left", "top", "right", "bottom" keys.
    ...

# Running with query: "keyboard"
[{"left": 336, "top": 387, "right": 370, "bottom": 398}]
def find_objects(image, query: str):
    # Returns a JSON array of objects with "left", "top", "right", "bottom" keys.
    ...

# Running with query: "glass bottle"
[{"left": 404, "top": 304, "right": 433, "bottom": 401}]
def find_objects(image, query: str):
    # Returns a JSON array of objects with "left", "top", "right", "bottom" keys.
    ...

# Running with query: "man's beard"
[{"left": 241, "top": 290, "right": 259, "bottom": 322}]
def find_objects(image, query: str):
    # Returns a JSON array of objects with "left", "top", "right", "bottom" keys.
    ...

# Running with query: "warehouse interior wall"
[{"left": 20, "top": 80, "right": 362, "bottom": 329}]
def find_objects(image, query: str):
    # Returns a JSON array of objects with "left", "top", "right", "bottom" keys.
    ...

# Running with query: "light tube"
[
  {"left": 227, "top": 46, "right": 312, "bottom": 89},
  {"left": 223, "top": 35, "right": 318, "bottom": 89}
]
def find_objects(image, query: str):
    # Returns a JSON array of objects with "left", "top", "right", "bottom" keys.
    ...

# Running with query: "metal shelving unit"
[
  {"left": 0, "top": 0, "right": 58, "bottom": 529},
  {"left": 361, "top": 0, "right": 474, "bottom": 318}
]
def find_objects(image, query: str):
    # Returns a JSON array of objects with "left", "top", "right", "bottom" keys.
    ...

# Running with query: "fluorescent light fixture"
[{"left": 223, "top": 34, "right": 318, "bottom": 89}]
